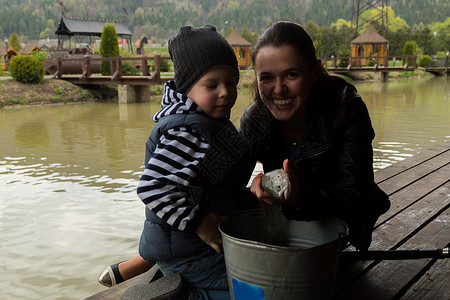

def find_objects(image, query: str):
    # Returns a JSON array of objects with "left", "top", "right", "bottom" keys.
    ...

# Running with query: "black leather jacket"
[{"left": 239, "top": 76, "right": 390, "bottom": 251}]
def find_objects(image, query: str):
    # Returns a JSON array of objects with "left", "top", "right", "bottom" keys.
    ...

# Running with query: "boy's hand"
[{"left": 196, "top": 213, "right": 227, "bottom": 253}]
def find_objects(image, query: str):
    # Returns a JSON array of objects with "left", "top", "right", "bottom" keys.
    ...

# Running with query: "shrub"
[
  {"left": 122, "top": 62, "right": 140, "bottom": 76},
  {"left": 160, "top": 59, "right": 170, "bottom": 72},
  {"left": 9, "top": 33, "right": 22, "bottom": 52},
  {"left": 417, "top": 55, "right": 433, "bottom": 67},
  {"left": 402, "top": 41, "right": 415, "bottom": 66},
  {"left": 100, "top": 23, "right": 120, "bottom": 75},
  {"left": 30, "top": 50, "right": 48, "bottom": 62},
  {"left": 9, "top": 55, "right": 45, "bottom": 84}
]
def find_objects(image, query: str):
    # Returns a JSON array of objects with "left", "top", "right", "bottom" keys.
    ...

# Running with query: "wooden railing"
[
  {"left": 52, "top": 55, "right": 172, "bottom": 85},
  {"left": 322, "top": 55, "right": 417, "bottom": 71}
]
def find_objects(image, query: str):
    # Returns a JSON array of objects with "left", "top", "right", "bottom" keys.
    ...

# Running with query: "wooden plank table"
[
  {"left": 336, "top": 140, "right": 450, "bottom": 300},
  {"left": 86, "top": 140, "right": 450, "bottom": 300}
]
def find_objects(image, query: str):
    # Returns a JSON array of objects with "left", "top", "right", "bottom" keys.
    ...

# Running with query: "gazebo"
[
  {"left": 55, "top": 16, "right": 133, "bottom": 52},
  {"left": 226, "top": 29, "right": 252, "bottom": 69},
  {"left": 350, "top": 23, "right": 389, "bottom": 67}
]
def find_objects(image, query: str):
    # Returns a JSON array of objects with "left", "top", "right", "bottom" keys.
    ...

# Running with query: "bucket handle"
[{"left": 340, "top": 246, "right": 449, "bottom": 261}]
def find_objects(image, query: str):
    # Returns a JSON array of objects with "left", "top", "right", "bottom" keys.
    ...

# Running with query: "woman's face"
[{"left": 254, "top": 44, "right": 317, "bottom": 122}]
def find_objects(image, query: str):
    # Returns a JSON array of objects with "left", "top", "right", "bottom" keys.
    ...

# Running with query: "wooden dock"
[
  {"left": 336, "top": 140, "right": 449, "bottom": 299},
  {"left": 86, "top": 140, "right": 449, "bottom": 300}
]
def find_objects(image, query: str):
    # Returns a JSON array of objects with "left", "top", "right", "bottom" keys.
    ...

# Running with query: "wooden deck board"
[
  {"left": 374, "top": 141, "right": 450, "bottom": 183},
  {"left": 86, "top": 140, "right": 450, "bottom": 299},
  {"left": 335, "top": 141, "right": 449, "bottom": 300},
  {"left": 401, "top": 253, "right": 450, "bottom": 299},
  {"left": 336, "top": 207, "right": 449, "bottom": 300},
  {"left": 375, "top": 165, "right": 450, "bottom": 226}
]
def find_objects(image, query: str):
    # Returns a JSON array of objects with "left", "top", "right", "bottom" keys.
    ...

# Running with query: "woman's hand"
[
  {"left": 250, "top": 172, "right": 277, "bottom": 205},
  {"left": 282, "top": 159, "right": 301, "bottom": 208},
  {"left": 196, "top": 213, "right": 227, "bottom": 253},
  {"left": 251, "top": 159, "right": 301, "bottom": 207}
]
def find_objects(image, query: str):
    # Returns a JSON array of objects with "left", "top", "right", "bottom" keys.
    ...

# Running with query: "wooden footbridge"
[
  {"left": 48, "top": 54, "right": 173, "bottom": 103},
  {"left": 322, "top": 55, "right": 417, "bottom": 81},
  {"left": 323, "top": 55, "right": 449, "bottom": 79}
]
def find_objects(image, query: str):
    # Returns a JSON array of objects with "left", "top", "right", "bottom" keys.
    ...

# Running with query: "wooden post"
[
  {"left": 153, "top": 55, "right": 161, "bottom": 80},
  {"left": 446, "top": 54, "right": 449, "bottom": 73},
  {"left": 85, "top": 57, "right": 91, "bottom": 78},
  {"left": 111, "top": 56, "right": 121, "bottom": 81},
  {"left": 142, "top": 58, "right": 149, "bottom": 76},
  {"left": 117, "top": 56, "right": 122, "bottom": 77},
  {"left": 55, "top": 57, "right": 62, "bottom": 78},
  {"left": 81, "top": 56, "right": 91, "bottom": 79},
  {"left": 109, "top": 57, "right": 114, "bottom": 75}
]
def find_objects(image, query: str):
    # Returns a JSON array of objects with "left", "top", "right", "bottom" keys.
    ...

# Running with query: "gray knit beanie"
[{"left": 168, "top": 24, "right": 239, "bottom": 94}]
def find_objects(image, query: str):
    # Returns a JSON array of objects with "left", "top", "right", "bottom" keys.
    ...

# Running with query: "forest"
[{"left": 1, "top": 0, "right": 449, "bottom": 57}]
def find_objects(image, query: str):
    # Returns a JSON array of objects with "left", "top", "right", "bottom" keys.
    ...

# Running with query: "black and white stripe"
[
  {"left": 137, "top": 82, "right": 210, "bottom": 231},
  {"left": 152, "top": 81, "right": 201, "bottom": 122}
]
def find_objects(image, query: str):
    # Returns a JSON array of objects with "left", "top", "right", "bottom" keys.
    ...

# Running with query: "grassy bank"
[{"left": 0, "top": 69, "right": 432, "bottom": 109}]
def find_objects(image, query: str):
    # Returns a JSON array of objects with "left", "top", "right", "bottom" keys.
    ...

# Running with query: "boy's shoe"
[
  {"left": 98, "top": 263, "right": 125, "bottom": 287},
  {"left": 120, "top": 266, "right": 189, "bottom": 300}
]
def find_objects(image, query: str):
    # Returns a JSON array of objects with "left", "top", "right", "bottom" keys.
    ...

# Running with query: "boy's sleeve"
[{"left": 137, "top": 126, "right": 209, "bottom": 232}]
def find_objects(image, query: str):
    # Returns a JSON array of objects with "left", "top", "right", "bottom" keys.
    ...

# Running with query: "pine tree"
[
  {"left": 100, "top": 23, "right": 120, "bottom": 75},
  {"left": 8, "top": 33, "right": 21, "bottom": 52},
  {"left": 402, "top": 41, "right": 415, "bottom": 66}
]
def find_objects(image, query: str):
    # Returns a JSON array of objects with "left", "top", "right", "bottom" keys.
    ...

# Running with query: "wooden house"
[
  {"left": 350, "top": 23, "right": 389, "bottom": 67},
  {"left": 226, "top": 29, "right": 252, "bottom": 69},
  {"left": 19, "top": 45, "right": 41, "bottom": 55}
]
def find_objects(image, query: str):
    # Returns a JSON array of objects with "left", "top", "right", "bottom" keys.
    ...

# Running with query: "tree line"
[{"left": 2, "top": 0, "right": 449, "bottom": 58}]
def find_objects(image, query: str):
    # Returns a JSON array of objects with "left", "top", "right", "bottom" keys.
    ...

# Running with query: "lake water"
[{"left": 0, "top": 76, "right": 449, "bottom": 299}]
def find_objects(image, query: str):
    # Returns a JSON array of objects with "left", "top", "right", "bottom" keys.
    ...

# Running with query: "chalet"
[
  {"left": 19, "top": 45, "right": 41, "bottom": 55},
  {"left": 226, "top": 28, "right": 252, "bottom": 69},
  {"left": 350, "top": 23, "right": 389, "bottom": 67}
]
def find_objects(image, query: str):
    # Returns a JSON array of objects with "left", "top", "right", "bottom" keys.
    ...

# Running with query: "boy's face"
[{"left": 187, "top": 66, "right": 238, "bottom": 119}]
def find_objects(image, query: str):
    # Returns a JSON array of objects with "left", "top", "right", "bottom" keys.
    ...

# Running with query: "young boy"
[{"left": 115, "top": 24, "right": 253, "bottom": 299}]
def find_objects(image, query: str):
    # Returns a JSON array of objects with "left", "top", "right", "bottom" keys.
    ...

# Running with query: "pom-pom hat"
[{"left": 168, "top": 24, "right": 239, "bottom": 94}]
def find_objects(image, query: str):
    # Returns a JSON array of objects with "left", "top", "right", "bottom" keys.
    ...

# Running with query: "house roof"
[
  {"left": 38, "top": 39, "right": 59, "bottom": 49},
  {"left": 19, "top": 45, "right": 40, "bottom": 55},
  {"left": 351, "top": 23, "right": 388, "bottom": 44},
  {"left": 55, "top": 16, "right": 132, "bottom": 37},
  {"left": 226, "top": 28, "right": 251, "bottom": 47}
]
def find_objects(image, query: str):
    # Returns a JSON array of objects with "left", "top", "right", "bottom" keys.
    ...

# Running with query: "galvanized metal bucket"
[{"left": 219, "top": 209, "right": 348, "bottom": 300}]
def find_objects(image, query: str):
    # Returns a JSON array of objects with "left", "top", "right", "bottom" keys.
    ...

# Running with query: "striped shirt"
[{"left": 137, "top": 81, "right": 210, "bottom": 231}]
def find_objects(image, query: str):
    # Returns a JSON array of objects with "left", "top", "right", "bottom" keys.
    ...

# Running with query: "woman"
[{"left": 241, "top": 20, "right": 390, "bottom": 251}]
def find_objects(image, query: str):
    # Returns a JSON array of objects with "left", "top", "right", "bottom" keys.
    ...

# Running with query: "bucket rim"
[{"left": 219, "top": 209, "right": 349, "bottom": 252}]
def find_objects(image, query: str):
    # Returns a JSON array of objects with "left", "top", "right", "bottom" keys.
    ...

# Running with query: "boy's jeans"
[{"left": 157, "top": 248, "right": 230, "bottom": 300}]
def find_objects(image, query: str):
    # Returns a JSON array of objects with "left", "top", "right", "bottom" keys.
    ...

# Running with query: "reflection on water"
[
  {"left": 358, "top": 76, "right": 449, "bottom": 169},
  {"left": 0, "top": 76, "right": 448, "bottom": 299}
]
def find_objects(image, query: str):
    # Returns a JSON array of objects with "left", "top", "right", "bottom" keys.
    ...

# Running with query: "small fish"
[{"left": 261, "top": 169, "right": 291, "bottom": 200}]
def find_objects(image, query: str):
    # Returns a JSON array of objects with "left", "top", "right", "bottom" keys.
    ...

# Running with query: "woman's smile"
[{"left": 255, "top": 45, "right": 317, "bottom": 123}]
